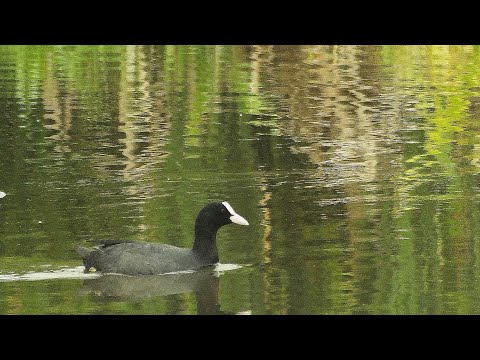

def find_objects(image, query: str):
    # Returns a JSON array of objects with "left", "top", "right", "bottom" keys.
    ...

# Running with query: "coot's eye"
[{"left": 221, "top": 208, "right": 226, "bottom": 213}]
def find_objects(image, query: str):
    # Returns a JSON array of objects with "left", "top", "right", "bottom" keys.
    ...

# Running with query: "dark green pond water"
[{"left": 1, "top": 45, "right": 480, "bottom": 314}]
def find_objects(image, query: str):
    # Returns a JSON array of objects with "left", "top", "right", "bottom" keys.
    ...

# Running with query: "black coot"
[{"left": 76, "top": 201, "right": 249, "bottom": 275}]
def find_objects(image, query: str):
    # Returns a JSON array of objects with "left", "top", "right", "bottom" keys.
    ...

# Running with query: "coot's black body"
[{"left": 76, "top": 202, "right": 248, "bottom": 275}]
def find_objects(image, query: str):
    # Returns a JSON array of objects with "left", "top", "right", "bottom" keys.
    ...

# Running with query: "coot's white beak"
[
  {"left": 222, "top": 201, "right": 249, "bottom": 226},
  {"left": 230, "top": 213, "right": 249, "bottom": 226}
]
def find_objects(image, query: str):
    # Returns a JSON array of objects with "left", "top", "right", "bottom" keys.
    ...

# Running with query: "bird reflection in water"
[{"left": 80, "top": 267, "right": 249, "bottom": 315}]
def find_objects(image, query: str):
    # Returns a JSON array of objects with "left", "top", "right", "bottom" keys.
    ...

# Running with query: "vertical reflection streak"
[{"left": 42, "top": 52, "right": 72, "bottom": 153}]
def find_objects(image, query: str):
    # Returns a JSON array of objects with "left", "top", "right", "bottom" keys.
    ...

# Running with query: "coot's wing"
[{"left": 87, "top": 239, "right": 135, "bottom": 248}]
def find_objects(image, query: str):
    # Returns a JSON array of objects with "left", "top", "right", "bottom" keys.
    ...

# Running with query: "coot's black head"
[{"left": 195, "top": 201, "right": 249, "bottom": 230}]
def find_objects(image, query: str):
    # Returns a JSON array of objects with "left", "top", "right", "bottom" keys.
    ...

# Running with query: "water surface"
[{"left": 1, "top": 45, "right": 480, "bottom": 314}]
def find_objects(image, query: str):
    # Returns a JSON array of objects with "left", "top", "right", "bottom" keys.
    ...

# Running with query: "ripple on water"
[
  {"left": 0, "top": 266, "right": 100, "bottom": 282},
  {"left": 0, "top": 263, "right": 245, "bottom": 282}
]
